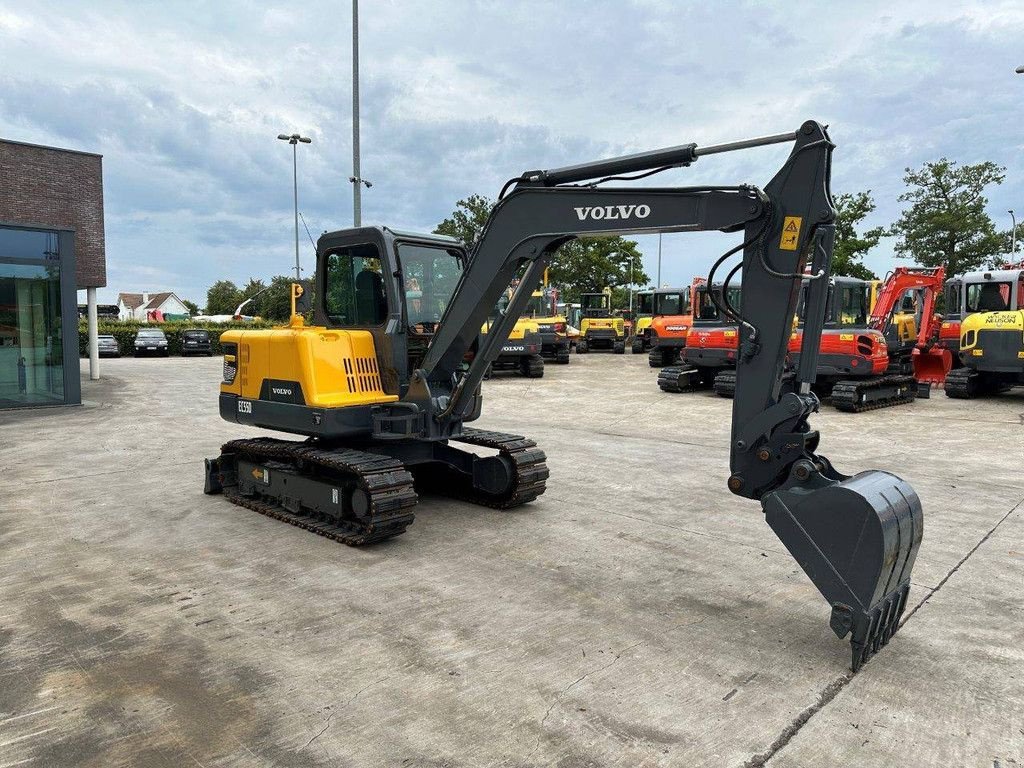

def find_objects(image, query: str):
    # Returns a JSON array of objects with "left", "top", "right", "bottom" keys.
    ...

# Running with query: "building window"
[{"left": 0, "top": 231, "right": 66, "bottom": 406}]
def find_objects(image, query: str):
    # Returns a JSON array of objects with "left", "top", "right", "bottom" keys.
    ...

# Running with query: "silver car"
[{"left": 97, "top": 334, "right": 120, "bottom": 358}]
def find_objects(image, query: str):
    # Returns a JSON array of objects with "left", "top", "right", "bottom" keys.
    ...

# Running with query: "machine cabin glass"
[
  {"left": 398, "top": 243, "right": 465, "bottom": 333},
  {"left": 695, "top": 285, "right": 741, "bottom": 321},
  {"left": 580, "top": 293, "right": 610, "bottom": 316},
  {"left": 835, "top": 282, "right": 870, "bottom": 327},
  {"left": 944, "top": 280, "right": 962, "bottom": 315},
  {"left": 965, "top": 281, "right": 1014, "bottom": 313},
  {"left": 655, "top": 291, "right": 689, "bottom": 316},
  {"left": 524, "top": 293, "right": 550, "bottom": 318},
  {"left": 324, "top": 243, "right": 387, "bottom": 327},
  {"left": 636, "top": 292, "right": 654, "bottom": 316}
]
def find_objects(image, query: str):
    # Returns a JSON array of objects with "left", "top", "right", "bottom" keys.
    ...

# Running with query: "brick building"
[{"left": 0, "top": 139, "right": 107, "bottom": 407}]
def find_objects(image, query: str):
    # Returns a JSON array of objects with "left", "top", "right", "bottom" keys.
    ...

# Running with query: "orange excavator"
[
  {"left": 657, "top": 283, "right": 741, "bottom": 393},
  {"left": 645, "top": 278, "right": 705, "bottom": 367},
  {"left": 786, "top": 267, "right": 947, "bottom": 411},
  {"left": 872, "top": 266, "right": 950, "bottom": 387}
]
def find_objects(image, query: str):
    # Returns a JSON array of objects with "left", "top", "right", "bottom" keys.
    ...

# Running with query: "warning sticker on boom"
[{"left": 779, "top": 216, "right": 802, "bottom": 251}]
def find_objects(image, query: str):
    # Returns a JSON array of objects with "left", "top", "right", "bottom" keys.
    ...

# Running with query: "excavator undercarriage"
[{"left": 204, "top": 121, "right": 923, "bottom": 670}]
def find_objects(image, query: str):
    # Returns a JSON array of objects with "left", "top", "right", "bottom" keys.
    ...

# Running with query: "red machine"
[{"left": 870, "top": 266, "right": 950, "bottom": 385}]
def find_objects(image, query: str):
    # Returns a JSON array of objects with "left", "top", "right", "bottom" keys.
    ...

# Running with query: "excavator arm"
[{"left": 395, "top": 120, "right": 922, "bottom": 670}]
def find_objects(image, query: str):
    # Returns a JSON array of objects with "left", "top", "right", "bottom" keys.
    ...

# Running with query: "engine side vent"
[
  {"left": 343, "top": 356, "right": 384, "bottom": 394},
  {"left": 856, "top": 335, "right": 874, "bottom": 356},
  {"left": 222, "top": 342, "right": 238, "bottom": 384}
]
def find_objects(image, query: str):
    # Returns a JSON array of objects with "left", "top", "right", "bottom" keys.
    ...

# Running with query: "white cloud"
[{"left": 0, "top": 0, "right": 1022, "bottom": 302}]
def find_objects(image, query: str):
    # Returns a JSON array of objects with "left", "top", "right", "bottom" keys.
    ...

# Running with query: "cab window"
[
  {"left": 944, "top": 283, "right": 961, "bottom": 314},
  {"left": 837, "top": 284, "right": 869, "bottom": 327},
  {"left": 398, "top": 243, "right": 464, "bottom": 330},
  {"left": 655, "top": 292, "right": 684, "bottom": 316},
  {"left": 325, "top": 244, "right": 386, "bottom": 326},
  {"left": 965, "top": 282, "right": 1011, "bottom": 313},
  {"left": 636, "top": 293, "right": 654, "bottom": 315}
]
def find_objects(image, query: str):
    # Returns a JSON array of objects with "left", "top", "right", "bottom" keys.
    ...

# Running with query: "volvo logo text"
[
  {"left": 272, "top": 387, "right": 293, "bottom": 396},
  {"left": 574, "top": 204, "right": 651, "bottom": 222}
]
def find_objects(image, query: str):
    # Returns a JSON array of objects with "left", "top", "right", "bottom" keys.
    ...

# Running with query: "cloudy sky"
[{"left": 1, "top": 1, "right": 1022, "bottom": 305}]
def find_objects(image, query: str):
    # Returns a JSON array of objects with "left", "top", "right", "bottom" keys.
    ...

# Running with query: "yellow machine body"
[
  {"left": 580, "top": 315, "right": 625, "bottom": 338},
  {"left": 219, "top": 324, "right": 397, "bottom": 409},
  {"left": 959, "top": 310, "right": 1024, "bottom": 363}
]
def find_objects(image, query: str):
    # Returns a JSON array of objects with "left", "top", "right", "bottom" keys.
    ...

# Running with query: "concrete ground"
[{"left": 0, "top": 353, "right": 1021, "bottom": 768}]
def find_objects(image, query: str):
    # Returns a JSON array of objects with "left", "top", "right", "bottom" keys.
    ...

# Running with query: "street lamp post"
[
  {"left": 278, "top": 133, "right": 312, "bottom": 280},
  {"left": 1010, "top": 210, "right": 1017, "bottom": 255},
  {"left": 349, "top": 0, "right": 372, "bottom": 226}
]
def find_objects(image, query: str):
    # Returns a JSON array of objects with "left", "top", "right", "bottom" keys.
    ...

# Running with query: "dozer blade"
[
  {"left": 911, "top": 347, "right": 952, "bottom": 386},
  {"left": 762, "top": 469, "right": 923, "bottom": 671}
]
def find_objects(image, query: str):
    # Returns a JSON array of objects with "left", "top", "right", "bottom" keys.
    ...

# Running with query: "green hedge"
[{"left": 78, "top": 319, "right": 275, "bottom": 357}]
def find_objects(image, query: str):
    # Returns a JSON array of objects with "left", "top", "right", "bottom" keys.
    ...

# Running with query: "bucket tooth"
[{"left": 763, "top": 469, "right": 923, "bottom": 671}]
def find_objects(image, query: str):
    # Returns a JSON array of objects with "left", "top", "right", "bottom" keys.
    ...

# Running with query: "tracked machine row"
[{"left": 204, "top": 121, "right": 923, "bottom": 671}]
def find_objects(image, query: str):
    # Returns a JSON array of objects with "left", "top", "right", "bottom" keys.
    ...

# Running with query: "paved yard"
[{"left": 0, "top": 354, "right": 1021, "bottom": 767}]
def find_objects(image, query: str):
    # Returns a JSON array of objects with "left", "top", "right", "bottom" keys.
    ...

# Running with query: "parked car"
[
  {"left": 134, "top": 329, "right": 169, "bottom": 357},
  {"left": 181, "top": 329, "right": 212, "bottom": 356},
  {"left": 97, "top": 334, "right": 120, "bottom": 358}
]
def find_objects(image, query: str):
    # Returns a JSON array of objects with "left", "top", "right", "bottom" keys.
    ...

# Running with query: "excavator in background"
[
  {"left": 946, "top": 267, "right": 1024, "bottom": 397},
  {"left": 867, "top": 266, "right": 950, "bottom": 387},
  {"left": 482, "top": 291, "right": 545, "bottom": 378},
  {"left": 645, "top": 281, "right": 703, "bottom": 367},
  {"left": 521, "top": 285, "right": 571, "bottom": 364},
  {"left": 203, "top": 121, "right": 922, "bottom": 670},
  {"left": 932, "top": 277, "right": 964, "bottom": 366},
  {"left": 629, "top": 289, "right": 656, "bottom": 354},
  {"left": 787, "top": 273, "right": 928, "bottom": 412},
  {"left": 657, "top": 282, "right": 741, "bottom": 392},
  {"left": 576, "top": 288, "right": 626, "bottom": 353}
]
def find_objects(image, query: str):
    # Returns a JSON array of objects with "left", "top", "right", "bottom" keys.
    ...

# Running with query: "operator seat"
[{"left": 355, "top": 269, "right": 386, "bottom": 324}]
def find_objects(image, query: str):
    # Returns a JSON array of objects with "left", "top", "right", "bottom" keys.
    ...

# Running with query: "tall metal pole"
[
  {"left": 352, "top": 0, "right": 361, "bottom": 227},
  {"left": 1010, "top": 210, "right": 1017, "bottom": 255},
  {"left": 293, "top": 142, "right": 300, "bottom": 280},
  {"left": 657, "top": 233, "right": 662, "bottom": 287}
]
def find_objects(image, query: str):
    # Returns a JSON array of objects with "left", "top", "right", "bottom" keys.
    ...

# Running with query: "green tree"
[
  {"left": 434, "top": 194, "right": 494, "bottom": 246},
  {"left": 889, "top": 158, "right": 1006, "bottom": 278},
  {"left": 239, "top": 278, "right": 268, "bottom": 315},
  {"left": 832, "top": 191, "right": 882, "bottom": 280},
  {"left": 182, "top": 299, "right": 200, "bottom": 315},
  {"left": 549, "top": 236, "right": 649, "bottom": 304},
  {"left": 258, "top": 276, "right": 299, "bottom": 322},
  {"left": 205, "top": 280, "right": 242, "bottom": 315}
]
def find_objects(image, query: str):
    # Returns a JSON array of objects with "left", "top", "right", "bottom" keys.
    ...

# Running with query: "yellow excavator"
[
  {"left": 481, "top": 292, "right": 545, "bottom": 378},
  {"left": 946, "top": 267, "right": 1024, "bottom": 397},
  {"left": 204, "top": 121, "right": 922, "bottom": 671},
  {"left": 629, "top": 289, "right": 656, "bottom": 354},
  {"left": 576, "top": 288, "right": 626, "bottom": 354}
]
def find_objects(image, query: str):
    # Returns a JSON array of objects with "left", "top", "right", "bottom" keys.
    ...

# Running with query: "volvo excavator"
[{"left": 203, "top": 121, "right": 922, "bottom": 670}]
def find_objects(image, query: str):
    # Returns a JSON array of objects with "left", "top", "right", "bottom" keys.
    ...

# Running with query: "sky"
[{"left": 0, "top": 0, "right": 1022, "bottom": 306}]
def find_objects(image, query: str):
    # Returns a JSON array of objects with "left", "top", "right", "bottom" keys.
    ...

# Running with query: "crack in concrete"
[
  {"left": 741, "top": 496, "right": 1024, "bottom": 768},
  {"left": 529, "top": 641, "right": 644, "bottom": 759}
]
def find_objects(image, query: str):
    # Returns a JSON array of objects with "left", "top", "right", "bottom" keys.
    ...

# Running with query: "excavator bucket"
[
  {"left": 762, "top": 469, "right": 923, "bottom": 671},
  {"left": 912, "top": 346, "right": 952, "bottom": 386}
]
